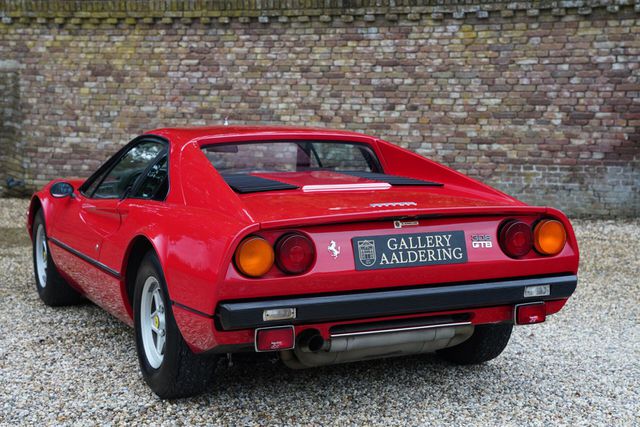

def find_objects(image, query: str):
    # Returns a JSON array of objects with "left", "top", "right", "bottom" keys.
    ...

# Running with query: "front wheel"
[
  {"left": 133, "top": 252, "right": 218, "bottom": 399},
  {"left": 32, "top": 210, "right": 83, "bottom": 306},
  {"left": 436, "top": 323, "right": 513, "bottom": 365}
]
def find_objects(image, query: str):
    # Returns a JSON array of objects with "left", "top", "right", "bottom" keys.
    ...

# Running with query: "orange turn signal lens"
[
  {"left": 533, "top": 220, "right": 567, "bottom": 256},
  {"left": 234, "top": 236, "right": 274, "bottom": 277}
]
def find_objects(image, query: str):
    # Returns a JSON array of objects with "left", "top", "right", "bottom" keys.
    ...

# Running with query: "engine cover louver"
[
  {"left": 222, "top": 174, "right": 299, "bottom": 194},
  {"left": 337, "top": 171, "right": 443, "bottom": 187}
]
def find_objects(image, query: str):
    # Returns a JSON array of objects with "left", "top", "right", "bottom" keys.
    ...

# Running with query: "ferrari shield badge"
[{"left": 357, "top": 240, "right": 377, "bottom": 267}]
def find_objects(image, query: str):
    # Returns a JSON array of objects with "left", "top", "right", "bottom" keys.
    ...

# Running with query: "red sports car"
[{"left": 28, "top": 126, "right": 579, "bottom": 398}]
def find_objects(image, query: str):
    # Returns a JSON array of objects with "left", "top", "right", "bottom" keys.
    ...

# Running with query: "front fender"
[{"left": 27, "top": 179, "right": 85, "bottom": 239}]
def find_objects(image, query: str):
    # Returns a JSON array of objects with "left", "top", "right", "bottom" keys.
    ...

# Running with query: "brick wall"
[
  {"left": 0, "top": 0, "right": 638, "bottom": 217},
  {"left": 0, "top": 59, "right": 24, "bottom": 196}
]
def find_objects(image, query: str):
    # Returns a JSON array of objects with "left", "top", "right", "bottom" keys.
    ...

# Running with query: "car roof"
[{"left": 144, "top": 125, "right": 375, "bottom": 147}]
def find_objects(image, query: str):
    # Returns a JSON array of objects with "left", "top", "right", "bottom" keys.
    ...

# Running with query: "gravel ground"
[{"left": 1, "top": 198, "right": 638, "bottom": 426}]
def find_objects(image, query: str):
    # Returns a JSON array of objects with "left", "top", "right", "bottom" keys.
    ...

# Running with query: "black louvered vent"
[
  {"left": 337, "top": 171, "right": 443, "bottom": 187},
  {"left": 222, "top": 174, "right": 299, "bottom": 194}
]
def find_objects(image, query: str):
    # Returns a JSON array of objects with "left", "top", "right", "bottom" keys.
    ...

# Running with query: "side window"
[
  {"left": 133, "top": 155, "right": 169, "bottom": 200},
  {"left": 82, "top": 168, "right": 109, "bottom": 197},
  {"left": 92, "top": 141, "right": 164, "bottom": 199}
]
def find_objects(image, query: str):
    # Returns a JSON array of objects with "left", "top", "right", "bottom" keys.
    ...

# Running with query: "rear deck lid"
[{"left": 230, "top": 171, "right": 526, "bottom": 226}]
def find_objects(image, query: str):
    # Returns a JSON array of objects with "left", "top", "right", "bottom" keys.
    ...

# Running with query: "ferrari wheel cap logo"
[
  {"left": 357, "top": 240, "right": 377, "bottom": 267},
  {"left": 328, "top": 240, "right": 341, "bottom": 259}
]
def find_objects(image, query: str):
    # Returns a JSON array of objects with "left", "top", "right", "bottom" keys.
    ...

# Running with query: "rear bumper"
[{"left": 217, "top": 274, "right": 577, "bottom": 331}]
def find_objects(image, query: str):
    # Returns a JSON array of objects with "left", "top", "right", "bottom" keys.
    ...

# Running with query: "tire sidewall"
[
  {"left": 32, "top": 211, "right": 52, "bottom": 299},
  {"left": 133, "top": 252, "right": 182, "bottom": 393}
]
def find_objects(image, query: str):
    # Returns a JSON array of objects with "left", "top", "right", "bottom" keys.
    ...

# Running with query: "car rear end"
[
  {"left": 181, "top": 132, "right": 579, "bottom": 366},
  {"left": 212, "top": 207, "right": 577, "bottom": 367}
]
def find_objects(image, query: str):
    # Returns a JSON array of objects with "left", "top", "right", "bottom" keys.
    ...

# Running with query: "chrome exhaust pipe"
[
  {"left": 298, "top": 330, "right": 328, "bottom": 353},
  {"left": 281, "top": 322, "right": 475, "bottom": 369}
]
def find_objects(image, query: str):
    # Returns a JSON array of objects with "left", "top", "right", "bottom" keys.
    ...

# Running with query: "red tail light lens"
[
  {"left": 275, "top": 233, "right": 315, "bottom": 274},
  {"left": 499, "top": 220, "right": 533, "bottom": 258}
]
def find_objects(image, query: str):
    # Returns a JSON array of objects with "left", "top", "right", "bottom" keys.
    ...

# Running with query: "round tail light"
[
  {"left": 499, "top": 220, "right": 532, "bottom": 258},
  {"left": 234, "top": 236, "right": 274, "bottom": 277},
  {"left": 533, "top": 219, "right": 567, "bottom": 255},
  {"left": 275, "top": 233, "right": 315, "bottom": 275}
]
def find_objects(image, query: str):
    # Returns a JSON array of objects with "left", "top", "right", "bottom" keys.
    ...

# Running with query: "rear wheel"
[
  {"left": 133, "top": 252, "right": 218, "bottom": 399},
  {"left": 436, "top": 323, "right": 513, "bottom": 365},
  {"left": 32, "top": 210, "right": 83, "bottom": 306}
]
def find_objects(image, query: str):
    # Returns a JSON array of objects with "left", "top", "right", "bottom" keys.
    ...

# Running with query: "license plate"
[{"left": 352, "top": 231, "right": 467, "bottom": 271}]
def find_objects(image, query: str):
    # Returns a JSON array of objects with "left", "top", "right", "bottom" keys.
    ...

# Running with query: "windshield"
[{"left": 201, "top": 141, "right": 381, "bottom": 174}]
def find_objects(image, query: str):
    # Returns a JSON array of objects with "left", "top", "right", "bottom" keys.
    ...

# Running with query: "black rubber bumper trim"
[{"left": 217, "top": 275, "right": 577, "bottom": 331}]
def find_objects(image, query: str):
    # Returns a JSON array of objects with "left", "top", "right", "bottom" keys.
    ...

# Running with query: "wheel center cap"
[{"left": 154, "top": 316, "right": 159, "bottom": 329}]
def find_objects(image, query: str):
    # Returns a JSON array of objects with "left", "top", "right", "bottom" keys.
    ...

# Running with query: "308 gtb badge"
[{"left": 471, "top": 234, "right": 493, "bottom": 249}]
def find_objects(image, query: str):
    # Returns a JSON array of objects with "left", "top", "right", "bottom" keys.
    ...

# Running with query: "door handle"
[{"left": 81, "top": 203, "right": 120, "bottom": 218}]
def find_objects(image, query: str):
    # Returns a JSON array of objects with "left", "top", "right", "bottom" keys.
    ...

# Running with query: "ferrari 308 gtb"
[{"left": 28, "top": 126, "right": 579, "bottom": 398}]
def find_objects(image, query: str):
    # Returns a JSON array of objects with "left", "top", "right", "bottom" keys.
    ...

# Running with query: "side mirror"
[{"left": 50, "top": 181, "right": 75, "bottom": 199}]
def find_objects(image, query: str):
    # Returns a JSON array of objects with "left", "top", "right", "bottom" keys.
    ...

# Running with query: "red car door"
[
  {"left": 48, "top": 193, "right": 120, "bottom": 293},
  {"left": 49, "top": 138, "right": 167, "bottom": 318},
  {"left": 77, "top": 197, "right": 125, "bottom": 309}
]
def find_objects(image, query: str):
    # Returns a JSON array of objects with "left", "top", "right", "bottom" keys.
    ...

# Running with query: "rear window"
[{"left": 201, "top": 141, "right": 381, "bottom": 174}]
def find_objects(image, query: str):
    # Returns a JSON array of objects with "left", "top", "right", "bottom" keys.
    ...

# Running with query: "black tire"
[
  {"left": 436, "top": 323, "right": 513, "bottom": 365},
  {"left": 133, "top": 252, "right": 218, "bottom": 399},
  {"left": 31, "top": 210, "right": 83, "bottom": 306}
]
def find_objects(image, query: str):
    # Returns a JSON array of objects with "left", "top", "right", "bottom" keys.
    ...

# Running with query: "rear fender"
[
  {"left": 375, "top": 139, "right": 523, "bottom": 204},
  {"left": 544, "top": 207, "right": 580, "bottom": 260}
]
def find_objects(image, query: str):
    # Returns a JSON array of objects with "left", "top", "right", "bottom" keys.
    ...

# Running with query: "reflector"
[
  {"left": 515, "top": 303, "right": 546, "bottom": 325},
  {"left": 255, "top": 326, "right": 295, "bottom": 352}
]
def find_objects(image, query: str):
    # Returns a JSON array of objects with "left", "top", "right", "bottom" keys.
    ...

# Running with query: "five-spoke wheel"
[
  {"left": 139, "top": 277, "right": 167, "bottom": 369},
  {"left": 133, "top": 252, "right": 218, "bottom": 398}
]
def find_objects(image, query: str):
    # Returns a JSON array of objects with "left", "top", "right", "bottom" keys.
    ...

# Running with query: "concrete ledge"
[{"left": 0, "top": 0, "right": 637, "bottom": 26}]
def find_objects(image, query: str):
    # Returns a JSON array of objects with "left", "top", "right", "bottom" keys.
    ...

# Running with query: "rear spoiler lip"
[{"left": 257, "top": 205, "right": 550, "bottom": 230}]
